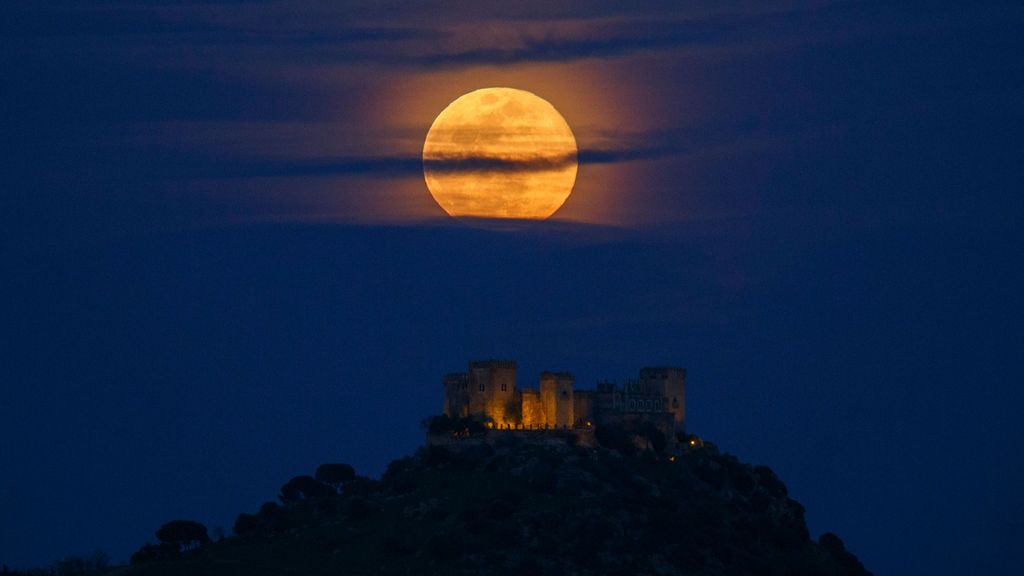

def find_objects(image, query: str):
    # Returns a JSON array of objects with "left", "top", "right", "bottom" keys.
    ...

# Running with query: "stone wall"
[
  {"left": 443, "top": 372, "right": 469, "bottom": 418},
  {"left": 467, "top": 360, "right": 518, "bottom": 426},
  {"left": 521, "top": 389, "right": 544, "bottom": 428},
  {"left": 640, "top": 367, "right": 686, "bottom": 432},
  {"left": 540, "top": 372, "right": 574, "bottom": 428}
]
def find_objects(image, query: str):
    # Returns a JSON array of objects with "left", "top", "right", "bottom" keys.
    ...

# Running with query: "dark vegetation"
[
  {"left": 1, "top": 551, "right": 111, "bottom": 576},
  {"left": 115, "top": 424, "right": 871, "bottom": 576},
  {"left": 423, "top": 414, "right": 487, "bottom": 435}
]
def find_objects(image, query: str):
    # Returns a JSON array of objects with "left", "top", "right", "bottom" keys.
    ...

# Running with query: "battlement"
[
  {"left": 539, "top": 371, "right": 573, "bottom": 379},
  {"left": 640, "top": 367, "right": 687, "bottom": 379},
  {"left": 469, "top": 359, "right": 517, "bottom": 370}
]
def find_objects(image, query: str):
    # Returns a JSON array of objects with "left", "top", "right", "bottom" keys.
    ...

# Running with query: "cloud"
[
  {"left": 406, "top": 17, "right": 749, "bottom": 68},
  {"left": 195, "top": 143, "right": 680, "bottom": 181},
  {"left": 156, "top": 116, "right": 773, "bottom": 182},
  {"left": 4, "top": 2, "right": 881, "bottom": 70}
]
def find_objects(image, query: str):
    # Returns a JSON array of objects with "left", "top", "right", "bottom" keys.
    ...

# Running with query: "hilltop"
[{"left": 117, "top": 427, "right": 870, "bottom": 576}]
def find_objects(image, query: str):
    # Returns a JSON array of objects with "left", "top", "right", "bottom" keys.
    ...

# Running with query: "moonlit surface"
[{"left": 423, "top": 87, "right": 578, "bottom": 220}]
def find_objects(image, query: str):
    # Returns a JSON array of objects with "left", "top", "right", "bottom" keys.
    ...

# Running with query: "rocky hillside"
[{"left": 123, "top": 433, "right": 870, "bottom": 576}]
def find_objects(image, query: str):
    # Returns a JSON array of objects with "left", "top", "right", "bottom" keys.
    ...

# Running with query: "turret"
[
  {"left": 443, "top": 372, "right": 469, "bottom": 418},
  {"left": 639, "top": 366, "right": 686, "bottom": 432},
  {"left": 540, "top": 371, "right": 574, "bottom": 428},
  {"left": 468, "top": 360, "right": 517, "bottom": 426}
]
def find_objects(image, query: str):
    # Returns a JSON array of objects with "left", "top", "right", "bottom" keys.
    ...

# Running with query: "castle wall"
[
  {"left": 540, "top": 372, "right": 574, "bottom": 428},
  {"left": 443, "top": 373, "right": 469, "bottom": 418},
  {"left": 521, "top": 389, "right": 544, "bottom": 428},
  {"left": 573, "top": 390, "right": 595, "bottom": 427},
  {"left": 640, "top": 366, "right": 686, "bottom": 432},
  {"left": 468, "top": 360, "right": 518, "bottom": 426}
]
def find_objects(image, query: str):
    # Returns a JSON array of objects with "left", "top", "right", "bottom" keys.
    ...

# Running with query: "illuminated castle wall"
[{"left": 443, "top": 360, "right": 686, "bottom": 435}]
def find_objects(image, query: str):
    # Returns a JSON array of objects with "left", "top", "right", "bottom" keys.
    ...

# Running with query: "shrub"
[
  {"left": 279, "top": 475, "right": 334, "bottom": 504},
  {"left": 315, "top": 463, "right": 356, "bottom": 491},
  {"left": 347, "top": 497, "right": 378, "bottom": 521},
  {"left": 155, "top": 520, "right": 211, "bottom": 553},
  {"left": 595, "top": 425, "right": 635, "bottom": 457},
  {"left": 130, "top": 542, "right": 178, "bottom": 565},
  {"left": 424, "top": 414, "right": 486, "bottom": 435},
  {"left": 233, "top": 513, "right": 260, "bottom": 536},
  {"left": 819, "top": 532, "right": 868, "bottom": 571},
  {"left": 754, "top": 465, "right": 787, "bottom": 497}
]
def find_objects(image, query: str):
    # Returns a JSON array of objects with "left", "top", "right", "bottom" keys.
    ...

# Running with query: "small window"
[
  {"left": 479, "top": 383, "right": 485, "bottom": 391},
  {"left": 501, "top": 382, "right": 507, "bottom": 391}
]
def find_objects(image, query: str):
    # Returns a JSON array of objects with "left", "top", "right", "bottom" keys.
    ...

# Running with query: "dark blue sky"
[{"left": 3, "top": 2, "right": 1023, "bottom": 574}]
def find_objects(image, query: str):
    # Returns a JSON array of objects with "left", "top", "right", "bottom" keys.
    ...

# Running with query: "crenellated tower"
[{"left": 540, "top": 371, "right": 574, "bottom": 428}]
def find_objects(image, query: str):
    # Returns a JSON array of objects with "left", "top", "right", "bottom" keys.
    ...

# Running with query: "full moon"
[{"left": 422, "top": 87, "right": 578, "bottom": 220}]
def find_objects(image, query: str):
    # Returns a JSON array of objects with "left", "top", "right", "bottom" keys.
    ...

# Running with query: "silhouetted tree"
[
  {"left": 279, "top": 475, "right": 334, "bottom": 503},
  {"left": 754, "top": 465, "right": 788, "bottom": 497},
  {"left": 315, "top": 463, "right": 355, "bottom": 492},
  {"left": 256, "top": 501, "right": 291, "bottom": 532},
  {"left": 130, "top": 542, "right": 177, "bottom": 564},
  {"left": 155, "top": 520, "right": 211, "bottom": 553},
  {"left": 819, "top": 532, "right": 869, "bottom": 573},
  {"left": 340, "top": 475, "right": 380, "bottom": 497},
  {"left": 233, "top": 512, "right": 260, "bottom": 536},
  {"left": 53, "top": 550, "right": 109, "bottom": 576},
  {"left": 423, "top": 414, "right": 486, "bottom": 435}
]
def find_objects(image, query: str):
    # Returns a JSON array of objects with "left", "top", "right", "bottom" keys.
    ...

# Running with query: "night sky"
[{"left": 3, "top": 2, "right": 1023, "bottom": 574}]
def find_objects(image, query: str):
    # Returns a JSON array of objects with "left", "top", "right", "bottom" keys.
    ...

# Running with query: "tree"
[
  {"left": 315, "top": 463, "right": 355, "bottom": 492},
  {"left": 155, "top": 519, "right": 211, "bottom": 553},
  {"left": 279, "top": 475, "right": 334, "bottom": 504},
  {"left": 54, "top": 550, "right": 109, "bottom": 576},
  {"left": 233, "top": 512, "right": 260, "bottom": 536},
  {"left": 819, "top": 533, "right": 868, "bottom": 573},
  {"left": 130, "top": 542, "right": 177, "bottom": 565}
]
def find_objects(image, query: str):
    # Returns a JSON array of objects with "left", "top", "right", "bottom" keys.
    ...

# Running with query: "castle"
[{"left": 442, "top": 360, "right": 686, "bottom": 437}]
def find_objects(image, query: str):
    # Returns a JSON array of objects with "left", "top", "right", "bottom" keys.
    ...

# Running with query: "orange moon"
[{"left": 422, "top": 88, "right": 578, "bottom": 220}]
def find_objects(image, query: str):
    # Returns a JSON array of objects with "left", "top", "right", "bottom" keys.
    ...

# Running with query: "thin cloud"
[
  {"left": 176, "top": 118, "right": 768, "bottom": 181},
  {"left": 6, "top": 3, "right": 882, "bottom": 70},
  {"left": 199, "top": 144, "right": 678, "bottom": 180}
]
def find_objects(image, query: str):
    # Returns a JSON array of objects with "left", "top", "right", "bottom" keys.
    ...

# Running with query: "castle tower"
[
  {"left": 468, "top": 360, "right": 518, "bottom": 427},
  {"left": 640, "top": 366, "right": 686, "bottom": 432},
  {"left": 540, "top": 371, "right": 574, "bottom": 429},
  {"left": 443, "top": 372, "right": 469, "bottom": 418}
]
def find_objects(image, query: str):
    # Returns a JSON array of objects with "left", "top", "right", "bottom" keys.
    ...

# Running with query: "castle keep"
[{"left": 443, "top": 360, "right": 686, "bottom": 436}]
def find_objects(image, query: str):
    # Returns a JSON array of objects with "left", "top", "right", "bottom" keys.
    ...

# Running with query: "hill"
[{"left": 115, "top": 428, "right": 869, "bottom": 576}]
